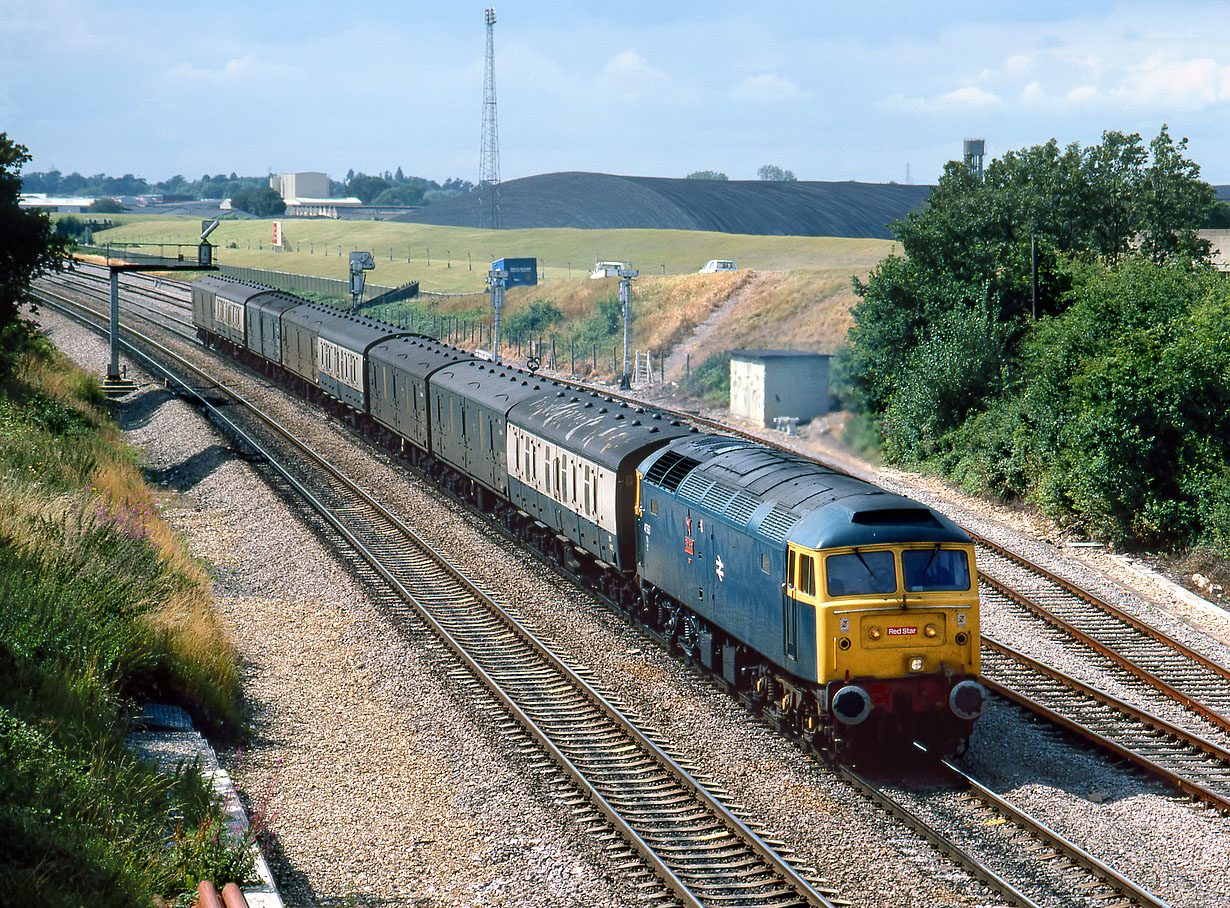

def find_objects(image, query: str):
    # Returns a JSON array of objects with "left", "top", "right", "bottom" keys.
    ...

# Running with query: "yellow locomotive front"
[{"left": 788, "top": 539, "right": 986, "bottom": 757}]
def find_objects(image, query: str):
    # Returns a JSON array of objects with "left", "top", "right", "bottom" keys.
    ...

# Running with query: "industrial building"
[{"left": 270, "top": 172, "right": 362, "bottom": 217}]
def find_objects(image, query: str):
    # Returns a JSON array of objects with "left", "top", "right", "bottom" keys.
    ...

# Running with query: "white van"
[
  {"left": 590, "top": 261, "right": 626, "bottom": 279},
  {"left": 698, "top": 259, "right": 737, "bottom": 273}
]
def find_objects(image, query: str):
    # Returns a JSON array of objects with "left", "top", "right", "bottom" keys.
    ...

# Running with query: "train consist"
[{"left": 192, "top": 274, "right": 987, "bottom": 758}]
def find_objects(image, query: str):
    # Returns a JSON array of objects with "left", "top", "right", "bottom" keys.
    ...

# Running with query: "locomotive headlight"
[
  {"left": 868, "top": 626, "right": 882, "bottom": 640},
  {"left": 908, "top": 656, "right": 925, "bottom": 672},
  {"left": 923, "top": 624, "right": 938, "bottom": 638}
]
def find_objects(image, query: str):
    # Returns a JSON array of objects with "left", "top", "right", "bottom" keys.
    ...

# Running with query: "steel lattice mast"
[{"left": 479, "top": 8, "right": 500, "bottom": 229}]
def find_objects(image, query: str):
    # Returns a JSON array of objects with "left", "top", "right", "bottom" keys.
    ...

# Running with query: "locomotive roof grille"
[
  {"left": 759, "top": 504, "right": 802, "bottom": 542},
  {"left": 725, "top": 492, "right": 760, "bottom": 526},
  {"left": 677, "top": 472, "right": 713, "bottom": 503},
  {"left": 645, "top": 451, "right": 702, "bottom": 492}
]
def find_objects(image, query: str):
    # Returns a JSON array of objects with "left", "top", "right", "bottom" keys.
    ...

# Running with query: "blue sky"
[{"left": 6, "top": 1, "right": 1230, "bottom": 186}]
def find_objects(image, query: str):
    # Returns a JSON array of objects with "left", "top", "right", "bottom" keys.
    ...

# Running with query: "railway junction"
[{"left": 26, "top": 265, "right": 1230, "bottom": 908}]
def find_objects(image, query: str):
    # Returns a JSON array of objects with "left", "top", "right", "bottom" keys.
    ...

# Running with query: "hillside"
[{"left": 394, "top": 172, "right": 932, "bottom": 238}]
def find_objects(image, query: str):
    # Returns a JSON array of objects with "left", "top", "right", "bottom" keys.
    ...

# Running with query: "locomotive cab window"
[
  {"left": 825, "top": 550, "right": 897, "bottom": 597},
  {"left": 903, "top": 547, "right": 970, "bottom": 592}
]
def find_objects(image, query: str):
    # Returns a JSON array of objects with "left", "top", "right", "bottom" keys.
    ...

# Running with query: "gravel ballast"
[{"left": 36, "top": 306, "right": 1230, "bottom": 907}]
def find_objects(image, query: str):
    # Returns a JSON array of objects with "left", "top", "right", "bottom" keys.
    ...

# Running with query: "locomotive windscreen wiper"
[{"left": 853, "top": 548, "right": 876, "bottom": 576}]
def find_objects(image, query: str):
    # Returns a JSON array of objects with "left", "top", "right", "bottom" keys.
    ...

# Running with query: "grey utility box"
[{"left": 729, "top": 350, "right": 831, "bottom": 428}]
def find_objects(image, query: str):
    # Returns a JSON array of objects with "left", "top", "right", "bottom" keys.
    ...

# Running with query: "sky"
[{"left": 6, "top": 1, "right": 1230, "bottom": 187}]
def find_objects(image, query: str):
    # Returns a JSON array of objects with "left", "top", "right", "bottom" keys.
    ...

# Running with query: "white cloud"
[
  {"left": 729, "top": 73, "right": 808, "bottom": 103},
  {"left": 884, "top": 84, "right": 1001, "bottom": 112},
  {"left": 599, "top": 50, "right": 670, "bottom": 101},
  {"left": 941, "top": 86, "right": 1001, "bottom": 108},
  {"left": 168, "top": 56, "right": 294, "bottom": 85},
  {"left": 1112, "top": 54, "right": 1230, "bottom": 110}
]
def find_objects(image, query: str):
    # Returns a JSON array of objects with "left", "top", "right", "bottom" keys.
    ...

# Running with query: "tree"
[
  {"left": 686, "top": 170, "right": 728, "bottom": 180},
  {"left": 1, "top": 133, "right": 64, "bottom": 373},
  {"left": 87, "top": 197, "right": 124, "bottom": 213},
  {"left": 757, "top": 164, "right": 796, "bottom": 181},
  {"left": 229, "top": 187, "right": 285, "bottom": 216},
  {"left": 842, "top": 127, "right": 1217, "bottom": 465},
  {"left": 1136, "top": 127, "right": 1215, "bottom": 265},
  {"left": 347, "top": 174, "right": 390, "bottom": 204},
  {"left": 372, "top": 184, "right": 425, "bottom": 206}
]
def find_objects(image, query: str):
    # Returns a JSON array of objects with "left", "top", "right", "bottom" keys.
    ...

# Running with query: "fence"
[{"left": 215, "top": 264, "right": 396, "bottom": 301}]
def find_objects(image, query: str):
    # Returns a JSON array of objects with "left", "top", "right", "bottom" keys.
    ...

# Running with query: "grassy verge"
[{"left": 0, "top": 337, "right": 250, "bottom": 905}]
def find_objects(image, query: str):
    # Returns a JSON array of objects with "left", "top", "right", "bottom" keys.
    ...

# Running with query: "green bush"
[
  {"left": 682, "top": 352, "right": 730, "bottom": 406},
  {"left": 930, "top": 259, "right": 1230, "bottom": 552},
  {"left": 502, "top": 299, "right": 562, "bottom": 338},
  {"left": 881, "top": 305, "right": 1010, "bottom": 463}
]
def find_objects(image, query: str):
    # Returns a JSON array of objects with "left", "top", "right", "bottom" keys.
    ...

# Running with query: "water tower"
[{"left": 964, "top": 139, "right": 986, "bottom": 179}]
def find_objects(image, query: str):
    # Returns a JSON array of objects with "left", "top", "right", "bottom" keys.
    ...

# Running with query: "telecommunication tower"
[{"left": 479, "top": 7, "right": 501, "bottom": 229}]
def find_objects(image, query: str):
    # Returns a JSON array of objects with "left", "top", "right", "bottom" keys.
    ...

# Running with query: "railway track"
[
  {"left": 972, "top": 533, "right": 1230, "bottom": 733},
  {"left": 34, "top": 273, "right": 1212, "bottom": 906},
  {"left": 34, "top": 281, "right": 845, "bottom": 908},
  {"left": 844, "top": 758, "right": 1170, "bottom": 908},
  {"left": 980, "top": 636, "right": 1230, "bottom": 811}
]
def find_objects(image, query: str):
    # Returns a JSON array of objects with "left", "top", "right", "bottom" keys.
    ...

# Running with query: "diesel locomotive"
[{"left": 191, "top": 274, "right": 987, "bottom": 758}]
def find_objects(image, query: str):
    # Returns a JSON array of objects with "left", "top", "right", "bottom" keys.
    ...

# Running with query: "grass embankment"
[
  {"left": 91, "top": 215, "right": 884, "bottom": 403},
  {"left": 86, "top": 215, "right": 892, "bottom": 294},
  {"left": 0, "top": 339, "right": 249, "bottom": 905}
]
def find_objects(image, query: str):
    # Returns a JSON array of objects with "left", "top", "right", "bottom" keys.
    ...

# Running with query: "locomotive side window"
[
  {"left": 825, "top": 550, "right": 897, "bottom": 596},
  {"left": 798, "top": 555, "right": 816, "bottom": 596},
  {"left": 903, "top": 547, "right": 970, "bottom": 592},
  {"left": 761, "top": 553, "right": 771, "bottom": 574},
  {"left": 650, "top": 499, "right": 658, "bottom": 516}
]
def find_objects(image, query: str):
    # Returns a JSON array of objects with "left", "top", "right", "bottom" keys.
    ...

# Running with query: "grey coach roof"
[{"left": 511, "top": 391, "right": 692, "bottom": 471}]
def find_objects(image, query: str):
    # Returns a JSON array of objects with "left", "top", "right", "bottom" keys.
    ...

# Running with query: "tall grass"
[{"left": 0, "top": 339, "right": 247, "bottom": 904}]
